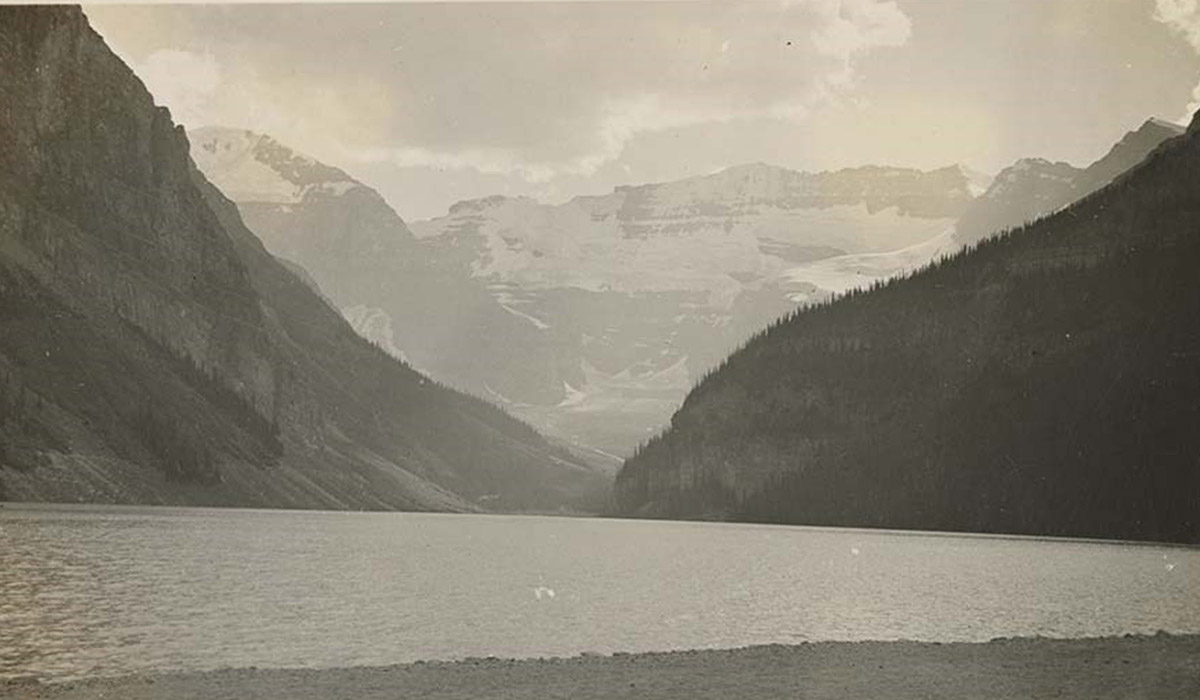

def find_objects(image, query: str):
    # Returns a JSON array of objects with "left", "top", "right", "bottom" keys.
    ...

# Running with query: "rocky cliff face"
[
  {"left": 615, "top": 111, "right": 1200, "bottom": 544},
  {"left": 0, "top": 6, "right": 606, "bottom": 512},
  {"left": 416, "top": 164, "right": 973, "bottom": 294}
]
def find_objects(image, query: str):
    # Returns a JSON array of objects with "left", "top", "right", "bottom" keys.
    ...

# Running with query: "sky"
[{"left": 86, "top": 0, "right": 1200, "bottom": 221}]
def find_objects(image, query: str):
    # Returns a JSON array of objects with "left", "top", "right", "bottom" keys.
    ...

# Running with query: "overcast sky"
[{"left": 87, "top": 1, "right": 1200, "bottom": 220}]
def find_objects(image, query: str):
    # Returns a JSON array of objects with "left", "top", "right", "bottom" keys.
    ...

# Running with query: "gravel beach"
[{"left": 7, "top": 634, "right": 1199, "bottom": 700}]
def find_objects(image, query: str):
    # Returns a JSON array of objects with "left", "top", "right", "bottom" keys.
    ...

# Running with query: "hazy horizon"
[{"left": 86, "top": 0, "right": 1200, "bottom": 220}]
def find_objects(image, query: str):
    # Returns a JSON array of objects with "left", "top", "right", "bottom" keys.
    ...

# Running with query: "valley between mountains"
[
  {"left": 1, "top": 6, "right": 1197, "bottom": 544},
  {"left": 187, "top": 118, "right": 1180, "bottom": 463}
]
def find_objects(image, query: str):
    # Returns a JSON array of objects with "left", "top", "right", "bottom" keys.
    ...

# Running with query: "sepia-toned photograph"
[{"left": 1, "top": 0, "right": 1198, "bottom": 697}]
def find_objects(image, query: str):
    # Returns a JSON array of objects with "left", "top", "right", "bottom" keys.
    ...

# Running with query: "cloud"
[
  {"left": 91, "top": 1, "right": 914, "bottom": 212},
  {"left": 89, "top": 1, "right": 1199, "bottom": 221},
  {"left": 803, "top": 0, "right": 911, "bottom": 102},
  {"left": 343, "top": 0, "right": 913, "bottom": 181},
  {"left": 1155, "top": 0, "right": 1200, "bottom": 45},
  {"left": 563, "top": 0, "right": 911, "bottom": 177},
  {"left": 349, "top": 97, "right": 721, "bottom": 183},
  {"left": 1154, "top": 0, "right": 1200, "bottom": 122},
  {"left": 810, "top": 0, "right": 912, "bottom": 61}
]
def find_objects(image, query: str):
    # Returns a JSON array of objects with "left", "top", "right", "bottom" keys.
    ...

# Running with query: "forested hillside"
[{"left": 616, "top": 114, "right": 1200, "bottom": 543}]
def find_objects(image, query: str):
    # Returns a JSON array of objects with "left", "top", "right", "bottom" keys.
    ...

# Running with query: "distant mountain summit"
[
  {"left": 1084, "top": 118, "right": 1185, "bottom": 185},
  {"left": 190, "top": 127, "right": 365, "bottom": 204},
  {"left": 189, "top": 126, "right": 422, "bottom": 356},
  {"left": 954, "top": 118, "right": 1184, "bottom": 246},
  {"left": 606, "top": 162, "right": 976, "bottom": 220}
]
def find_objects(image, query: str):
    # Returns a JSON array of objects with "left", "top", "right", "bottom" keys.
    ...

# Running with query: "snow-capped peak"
[{"left": 189, "top": 126, "right": 363, "bottom": 204}]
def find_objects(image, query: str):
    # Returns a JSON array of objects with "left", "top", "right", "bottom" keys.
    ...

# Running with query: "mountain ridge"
[{"left": 953, "top": 117, "right": 1185, "bottom": 246}]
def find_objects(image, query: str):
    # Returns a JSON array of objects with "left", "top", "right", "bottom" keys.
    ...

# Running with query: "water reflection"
[{"left": 0, "top": 504, "right": 1196, "bottom": 682}]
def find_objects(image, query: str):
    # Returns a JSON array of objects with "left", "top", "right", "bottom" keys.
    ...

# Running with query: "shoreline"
[
  {"left": 10, "top": 633, "right": 1200, "bottom": 699},
  {"left": 6, "top": 501, "right": 1199, "bottom": 551}
]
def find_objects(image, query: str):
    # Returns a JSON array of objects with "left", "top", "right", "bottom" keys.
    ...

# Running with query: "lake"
[{"left": 1, "top": 504, "right": 1197, "bottom": 682}]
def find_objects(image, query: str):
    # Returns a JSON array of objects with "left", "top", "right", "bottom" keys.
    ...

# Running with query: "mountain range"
[
  {"left": 194, "top": 137, "right": 983, "bottom": 457},
  {"left": 193, "top": 119, "right": 1179, "bottom": 462},
  {"left": 0, "top": 6, "right": 607, "bottom": 512},
  {"left": 616, "top": 111, "right": 1199, "bottom": 543}
]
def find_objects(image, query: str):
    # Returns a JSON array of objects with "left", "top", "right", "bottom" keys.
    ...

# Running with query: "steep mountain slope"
[
  {"left": 0, "top": 6, "right": 605, "bottom": 512},
  {"left": 189, "top": 126, "right": 434, "bottom": 357},
  {"left": 953, "top": 118, "right": 1185, "bottom": 247},
  {"left": 615, "top": 112, "right": 1200, "bottom": 544}
]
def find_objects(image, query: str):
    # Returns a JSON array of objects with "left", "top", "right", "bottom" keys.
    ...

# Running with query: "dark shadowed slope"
[
  {"left": 616, "top": 110, "right": 1200, "bottom": 544},
  {"left": 0, "top": 6, "right": 607, "bottom": 512}
]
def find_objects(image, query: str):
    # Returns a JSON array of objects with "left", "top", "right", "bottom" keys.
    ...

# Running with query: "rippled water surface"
[{"left": 1, "top": 504, "right": 1197, "bottom": 681}]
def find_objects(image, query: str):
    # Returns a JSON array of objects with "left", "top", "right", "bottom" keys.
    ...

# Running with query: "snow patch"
[
  {"left": 418, "top": 195, "right": 954, "bottom": 303},
  {"left": 316, "top": 180, "right": 360, "bottom": 197},
  {"left": 192, "top": 129, "right": 301, "bottom": 203},
  {"left": 499, "top": 303, "right": 551, "bottom": 330},
  {"left": 190, "top": 126, "right": 362, "bottom": 205},
  {"left": 781, "top": 228, "right": 961, "bottom": 299},
  {"left": 342, "top": 305, "right": 407, "bottom": 361},
  {"left": 494, "top": 290, "right": 551, "bottom": 330},
  {"left": 558, "top": 381, "right": 588, "bottom": 408}
]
